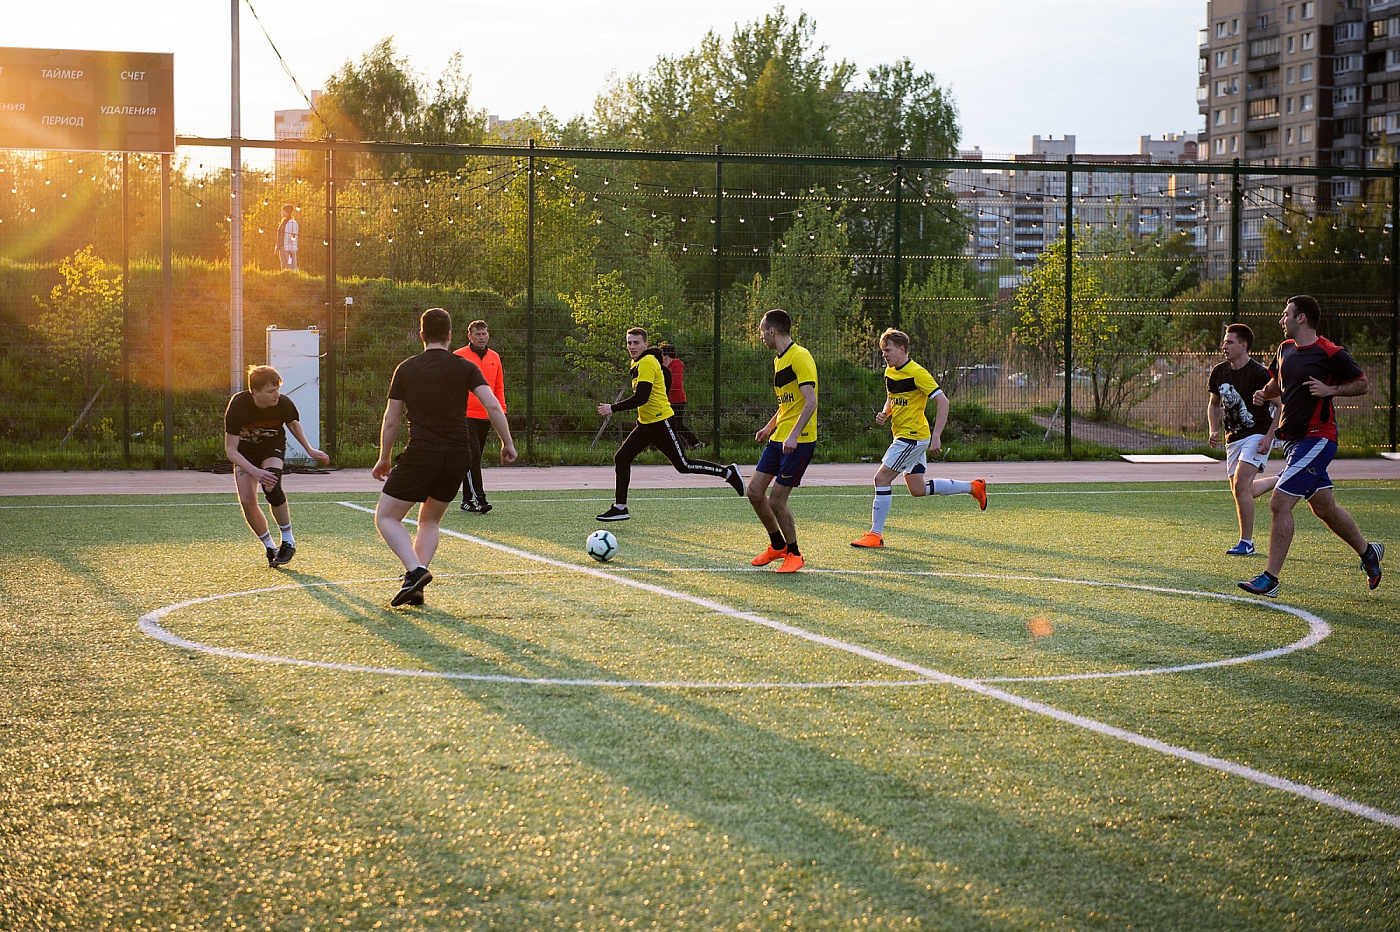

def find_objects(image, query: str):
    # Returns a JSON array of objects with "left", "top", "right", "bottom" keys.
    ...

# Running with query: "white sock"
[
  {"left": 929, "top": 478, "right": 972, "bottom": 496},
  {"left": 871, "top": 487, "right": 893, "bottom": 535},
  {"left": 279, "top": 523, "right": 295, "bottom": 546},
  {"left": 257, "top": 531, "right": 275, "bottom": 551},
  {"left": 1240, "top": 539, "right": 1252, "bottom": 546}
]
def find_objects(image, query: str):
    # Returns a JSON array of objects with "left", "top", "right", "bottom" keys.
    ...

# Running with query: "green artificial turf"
[{"left": 2, "top": 481, "right": 1397, "bottom": 929}]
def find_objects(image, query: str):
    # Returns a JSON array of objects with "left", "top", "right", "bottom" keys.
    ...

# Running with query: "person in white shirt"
[{"left": 275, "top": 204, "right": 299, "bottom": 270}]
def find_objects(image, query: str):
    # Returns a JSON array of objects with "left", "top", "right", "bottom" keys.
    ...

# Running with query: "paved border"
[{"left": 2, "top": 459, "right": 1396, "bottom": 496}]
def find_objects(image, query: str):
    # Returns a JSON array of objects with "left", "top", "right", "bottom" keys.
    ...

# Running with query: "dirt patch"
[{"left": 1031, "top": 416, "right": 1199, "bottom": 452}]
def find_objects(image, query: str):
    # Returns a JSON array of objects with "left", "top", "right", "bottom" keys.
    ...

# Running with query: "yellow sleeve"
[
  {"left": 793, "top": 348, "right": 818, "bottom": 386},
  {"left": 916, "top": 366, "right": 939, "bottom": 396}
]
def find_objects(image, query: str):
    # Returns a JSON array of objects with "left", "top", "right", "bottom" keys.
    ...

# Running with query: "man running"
[
  {"left": 1238, "top": 295, "right": 1383, "bottom": 597},
  {"left": 850, "top": 328, "right": 986, "bottom": 549},
  {"left": 747, "top": 309, "right": 817, "bottom": 573},
  {"left": 595, "top": 327, "right": 743, "bottom": 521},
  {"left": 373, "top": 308, "right": 516, "bottom": 606},
  {"left": 1207, "top": 323, "right": 1279, "bottom": 556}
]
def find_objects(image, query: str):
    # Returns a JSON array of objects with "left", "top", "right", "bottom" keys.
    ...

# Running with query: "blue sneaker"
[
  {"left": 1226, "top": 540, "right": 1256, "bottom": 556},
  {"left": 1361, "top": 542, "right": 1384, "bottom": 590},
  {"left": 1238, "top": 571, "right": 1279, "bottom": 598}
]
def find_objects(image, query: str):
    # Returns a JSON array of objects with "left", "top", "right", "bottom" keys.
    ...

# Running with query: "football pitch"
[{"left": 3, "top": 480, "right": 1398, "bottom": 929}]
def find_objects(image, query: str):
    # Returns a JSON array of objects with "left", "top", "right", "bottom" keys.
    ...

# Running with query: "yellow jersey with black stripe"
[
  {"left": 884, "top": 359, "right": 941, "bottom": 441},
  {"left": 772, "top": 342, "right": 818, "bottom": 442},
  {"left": 632, "top": 352, "right": 674, "bottom": 425}
]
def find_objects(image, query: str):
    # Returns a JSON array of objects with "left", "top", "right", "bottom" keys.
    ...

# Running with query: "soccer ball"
[{"left": 586, "top": 529, "right": 618, "bottom": 562}]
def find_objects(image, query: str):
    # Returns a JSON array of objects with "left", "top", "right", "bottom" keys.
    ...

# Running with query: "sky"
[{"left": 8, "top": 0, "right": 1206, "bottom": 159}]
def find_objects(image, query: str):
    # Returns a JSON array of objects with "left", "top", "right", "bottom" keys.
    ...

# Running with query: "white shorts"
[
  {"left": 1225, "top": 434, "right": 1270, "bottom": 478},
  {"left": 881, "top": 438, "right": 929, "bottom": 474}
]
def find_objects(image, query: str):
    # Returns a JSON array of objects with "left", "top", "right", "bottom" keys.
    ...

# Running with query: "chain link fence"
[{"left": 1, "top": 140, "right": 1396, "bottom": 469}]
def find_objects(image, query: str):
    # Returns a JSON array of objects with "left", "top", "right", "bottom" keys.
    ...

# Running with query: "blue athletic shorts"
[
  {"left": 1275, "top": 436, "right": 1336, "bottom": 500},
  {"left": 755, "top": 440, "right": 816, "bottom": 487}
]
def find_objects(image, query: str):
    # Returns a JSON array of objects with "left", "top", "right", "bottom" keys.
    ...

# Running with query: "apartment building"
[
  {"left": 1197, "top": 0, "right": 1400, "bottom": 271},
  {"left": 950, "top": 135, "right": 1202, "bottom": 270},
  {"left": 273, "top": 91, "right": 321, "bottom": 179}
]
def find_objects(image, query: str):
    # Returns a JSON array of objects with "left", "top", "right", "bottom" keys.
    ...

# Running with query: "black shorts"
[
  {"left": 382, "top": 444, "right": 471, "bottom": 504},
  {"left": 238, "top": 442, "right": 285, "bottom": 467}
]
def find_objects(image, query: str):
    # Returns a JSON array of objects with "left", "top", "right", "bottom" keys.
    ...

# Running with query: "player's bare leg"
[{"left": 1306, "top": 489, "right": 1369, "bottom": 556}]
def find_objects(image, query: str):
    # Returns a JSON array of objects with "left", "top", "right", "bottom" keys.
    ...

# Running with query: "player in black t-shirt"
[
  {"left": 1207, "top": 323, "right": 1280, "bottom": 556},
  {"left": 224, "top": 365, "right": 329, "bottom": 567},
  {"left": 1238, "top": 295, "right": 1383, "bottom": 597},
  {"left": 372, "top": 307, "right": 518, "bottom": 606}
]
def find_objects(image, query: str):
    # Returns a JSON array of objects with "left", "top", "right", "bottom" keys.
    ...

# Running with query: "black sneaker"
[
  {"left": 476, "top": 501, "right": 493, "bottom": 515},
  {"left": 460, "top": 500, "right": 481, "bottom": 513},
  {"left": 274, "top": 541, "right": 296, "bottom": 566},
  {"left": 405, "top": 590, "right": 425, "bottom": 606},
  {"left": 724, "top": 463, "right": 745, "bottom": 496},
  {"left": 1238, "top": 571, "right": 1280, "bottom": 598},
  {"left": 392, "top": 566, "right": 433, "bottom": 606},
  {"left": 596, "top": 505, "right": 630, "bottom": 521},
  {"left": 265, "top": 546, "right": 279, "bottom": 568},
  {"left": 1361, "top": 542, "right": 1384, "bottom": 590}
]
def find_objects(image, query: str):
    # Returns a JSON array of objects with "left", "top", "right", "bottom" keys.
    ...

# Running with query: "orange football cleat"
[
  {"left": 971, "top": 478, "right": 987, "bottom": 511},
  {"left": 776, "top": 552, "right": 806, "bottom": 573},
  {"left": 751, "top": 545, "right": 788, "bottom": 566},
  {"left": 850, "top": 532, "right": 884, "bottom": 548}
]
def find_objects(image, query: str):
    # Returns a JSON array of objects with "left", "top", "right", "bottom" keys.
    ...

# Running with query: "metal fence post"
[
  {"left": 1391, "top": 166, "right": 1399, "bottom": 452},
  {"left": 1063, "top": 156, "right": 1073, "bottom": 458},
  {"left": 162, "top": 154, "right": 174, "bottom": 470},
  {"left": 713, "top": 145, "right": 723, "bottom": 456},
  {"left": 1231, "top": 159, "right": 1242, "bottom": 324},
  {"left": 324, "top": 147, "right": 337, "bottom": 457},
  {"left": 526, "top": 139, "right": 536, "bottom": 462},
  {"left": 892, "top": 149, "right": 903, "bottom": 330},
  {"left": 122, "top": 153, "right": 130, "bottom": 467}
]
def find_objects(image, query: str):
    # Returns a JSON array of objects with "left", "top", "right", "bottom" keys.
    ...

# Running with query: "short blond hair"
[
  {"left": 879, "top": 328, "right": 910, "bottom": 351},
  {"left": 246, "top": 365, "right": 281, "bottom": 392}
]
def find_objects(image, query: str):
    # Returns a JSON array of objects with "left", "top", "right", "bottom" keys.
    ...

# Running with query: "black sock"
[
  {"left": 769, "top": 530, "right": 785, "bottom": 550},
  {"left": 786, "top": 541, "right": 800, "bottom": 556}
]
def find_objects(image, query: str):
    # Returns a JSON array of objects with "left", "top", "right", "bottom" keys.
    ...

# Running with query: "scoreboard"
[{"left": 0, "top": 47, "right": 174, "bottom": 153}]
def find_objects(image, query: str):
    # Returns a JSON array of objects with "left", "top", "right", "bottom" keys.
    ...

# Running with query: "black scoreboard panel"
[{"left": 0, "top": 47, "right": 174, "bottom": 153}]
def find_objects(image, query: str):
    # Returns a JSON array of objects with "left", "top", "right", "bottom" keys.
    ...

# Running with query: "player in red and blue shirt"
[{"left": 1238, "top": 295, "right": 1383, "bottom": 597}]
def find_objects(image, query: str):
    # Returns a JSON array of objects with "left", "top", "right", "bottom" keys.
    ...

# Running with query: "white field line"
[{"left": 366, "top": 500, "right": 1400, "bottom": 828}]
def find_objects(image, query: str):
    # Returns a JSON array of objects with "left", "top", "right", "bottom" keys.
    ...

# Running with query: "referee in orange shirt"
[{"left": 453, "top": 319, "right": 507, "bottom": 514}]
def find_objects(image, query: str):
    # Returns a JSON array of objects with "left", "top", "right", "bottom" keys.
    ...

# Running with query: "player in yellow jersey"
[
  {"left": 850, "top": 329, "right": 986, "bottom": 549},
  {"left": 747, "top": 309, "right": 818, "bottom": 573},
  {"left": 595, "top": 327, "right": 744, "bottom": 521}
]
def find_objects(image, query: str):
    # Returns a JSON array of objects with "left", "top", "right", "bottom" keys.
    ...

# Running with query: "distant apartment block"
[
  {"left": 949, "top": 135, "right": 1202, "bottom": 270},
  {"left": 274, "top": 90, "right": 321, "bottom": 179}
]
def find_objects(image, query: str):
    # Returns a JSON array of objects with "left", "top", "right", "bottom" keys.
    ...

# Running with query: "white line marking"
[{"left": 134, "top": 502, "right": 1396, "bottom": 828}]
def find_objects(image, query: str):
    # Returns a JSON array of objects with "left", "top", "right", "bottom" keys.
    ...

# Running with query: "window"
[
  {"left": 1216, "top": 21, "right": 1229, "bottom": 39},
  {"left": 1301, "top": 124, "right": 1313, "bottom": 142},
  {"left": 1335, "top": 53, "right": 1364, "bottom": 74},
  {"left": 1217, "top": 50, "right": 1229, "bottom": 67},
  {"left": 1215, "top": 109, "right": 1226, "bottom": 126},
  {"left": 1301, "top": 63, "right": 1313, "bottom": 81},
  {"left": 1372, "top": 18, "right": 1389, "bottom": 38},
  {"left": 1368, "top": 115, "right": 1385, "bottom": 132},
  {"left": 1286, "top": 97, "right": 1296, "bottom": 114},
  {"left": 1302, "top": 2, "right": 1314, "bottom": 18},
  {"left": 1214, "top": 224, "right": 1226, "bottom": 243},
  {"left": 1301, "top": 31, "right": 1313, "bottom": 49},
  {"left": 1335, "top": 21, "right": 1362, "bottom": 41},
  {"left": 1287, "top": 66, "right": 1295, "bottom": 84},
  {"left": 1249, "top": 98, "right": 1281, "bottom": 119},
  {"left": 1217, "top": 80, "right": 1231, "bottom": 97},
  {"left": 1285, "top": 127, "right": 1294, "bottom": 145},
  {"left": 1287, "top": 36, "right": 1296, "bottom": 54},
  {"left": 1232, "top": 106, "right": 1240, "bottom": 123},
  {"left": 1231, "top": 136, "right": 1239, "bottom": 152},
  {"left": 1233, "top": 17, "right": 1240, "bottom": 33},
  {"left": 1288, "top": 4, "right": 1297, "bottom": 22},
  {"left": 1335, "top": 86, "right": 1363, "bottom": 104},
  {"left": 1389, "top": 47, "right": 1400, "bottom": 70},
  {"left": 1302, "top": 93, "right": 1313, "bottom": 111},
  {"left": 1250, "top": 37, "right": 1280, "bottom": 57},
  {"left": 1214, "top": 137, "right": 1225, "bottom": 154},
  {"left": 1392, "top": 15, "right": 1400, "bottom": 36},
  {"left": 1233, "top": 48, "right": 1240, "bottom": 65},
  {"left": 1300, "top": 156, "right": 1312, "bottom": 166}
]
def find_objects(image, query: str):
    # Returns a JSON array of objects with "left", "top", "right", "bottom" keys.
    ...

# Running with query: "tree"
[
  {"left": 564, "top": 272, "right": 669, "bottom": 390},
  {"left": 745, "top": 197, "right": 867, "bottom": 361},
  {"left": 31, "top": 247, "right": 123, "bottom": 425},
  {"left": 900, "top": 260, "right": 1000, "bottom": 389},
  {"left": 317, "top": 38, "right": 486, "bottom": 175}
]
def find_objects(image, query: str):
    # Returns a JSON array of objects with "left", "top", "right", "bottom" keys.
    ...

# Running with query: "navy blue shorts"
[
  {"left": 755, "top": 440, "right": 816, "bottom": 487},
  {"left": 1275, "top": 436, "right": 1336, "bottom": 500}
]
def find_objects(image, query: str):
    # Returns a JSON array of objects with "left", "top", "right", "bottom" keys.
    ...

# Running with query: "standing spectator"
[
  {"left": 454, "top": 319, "right": 506, "bottom": 514},
  {"left": 274, "top": 204, "right": 299, "bottom": 270},
  {"left": 1238, "top": 295, "right": 1383, "bottom": 597},
  {"left": 659, "top": 343, "right": 702, "bottom": 449}
]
